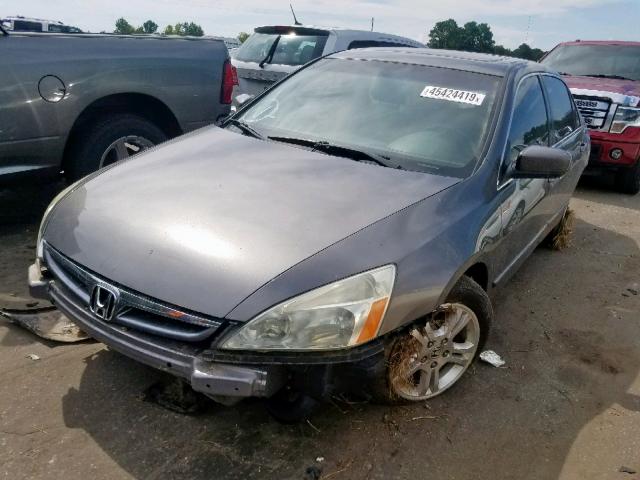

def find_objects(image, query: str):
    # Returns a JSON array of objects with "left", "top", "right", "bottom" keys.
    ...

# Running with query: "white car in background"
[
  {"left": 1, "top": 15, "right": 82, "bottom": 33},
  {"left": 231, "top": 25, "right": 423, "bottom": 101}
]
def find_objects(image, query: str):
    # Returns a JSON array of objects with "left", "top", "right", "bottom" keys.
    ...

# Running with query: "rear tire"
[
  {"left": 370, "top": 276, "right": 492, "bottom": 405},
  {"left": 65, "top": 114, "right": 167, "bottom": 181},
  {"left": 615, "top": 162, "right": 640, "bottom": 195}
]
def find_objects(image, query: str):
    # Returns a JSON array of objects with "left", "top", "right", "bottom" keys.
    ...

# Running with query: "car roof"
[
  {"left": 555, "top": 40, "right": 640, "bottom": 47},
  {"left": 329, "top": 47, "right": 553, "bottom": 77},
  {"left": 253, "top": 25, "right": 423, "bottom": 47}
]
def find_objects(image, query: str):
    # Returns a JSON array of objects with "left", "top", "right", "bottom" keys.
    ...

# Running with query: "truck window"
[
  {"left": 541, "top": 44, "right": 640, "bottom": 82},
  {"left": 13, "top": 20, "right": 43, "bottom": 32},
  {"left": 541, "top": 76, "right": 579, "bottom": 143},
  {"left": 506, "top": 76, "right": 550, "bottom": 166}
]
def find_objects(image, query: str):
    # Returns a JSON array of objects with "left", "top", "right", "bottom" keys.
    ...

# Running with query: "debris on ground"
[
  {"left": 627, "top": 288, "right": 638, "bottom": 296},
  {"left": 1, "top": 308, "right": 89, "bottom": 343},
  {"left": 479, "top": 350, "right": 506, "bottom": 368},
  {"left": 315, "top": 457, "right": 325, "bottom": 463},
  {"left": 619, "top": 466, "right": 637, "bottom": 475},
  {"left": 26, "top": 354, "right": 41, "bottom": 361},
  {"left": 551, "top": 208, "right": 575, "bottom": 251}
]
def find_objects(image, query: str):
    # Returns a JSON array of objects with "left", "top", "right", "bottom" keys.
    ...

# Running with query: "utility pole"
[
  {"left": 524, "top": 15, "right": 532, "bottom": 44},
  {"left": 371, "top": 17, "right": 375, "bottom": 31}
]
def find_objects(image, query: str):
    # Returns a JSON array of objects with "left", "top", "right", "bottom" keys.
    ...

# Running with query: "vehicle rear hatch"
[{"left": 231, "top": 26, "right": 330, "bottom": 97}]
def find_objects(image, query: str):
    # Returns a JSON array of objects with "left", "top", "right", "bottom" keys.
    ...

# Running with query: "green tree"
[
  {"left": 184, "top": 22, "right": 204, "bottom": 36},
  {"left": 167, "top": 22, "right": 204, "bottom": 37},
  {"left": 134, "top": 26, "right": 144, "bottom": 34},
  {"left": 143, "top": 20, "right": 158, "bottom": 34},
  {"left": 114, "top": 17, "right": 135, "bottom": 35},
  {"left": 238, "top": 32, "right": 250, "bottom": 43},
  {"left": 461, "top": 21, "right": 495, "bottom": 53},
  {"left": 427, "top": 19, "right": 463, "bottom": 49},
  {"left": 493, "top": 44, "right": 512, "bottom": 56},
  {"left": 511, "top": 43, "right": 545, "bottom": 61}
]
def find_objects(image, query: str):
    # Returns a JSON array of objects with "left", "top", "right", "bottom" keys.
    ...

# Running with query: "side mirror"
[
  {"left": 235, "top": 94, "right": 255, "bottom": 107},
  {"left": 512, "top": 145, "right": 571, "bottom": 179}
]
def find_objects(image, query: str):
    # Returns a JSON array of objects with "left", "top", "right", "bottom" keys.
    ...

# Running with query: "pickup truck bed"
[{"left": 1, "top": 32, "right": 232, "bottom": 181}]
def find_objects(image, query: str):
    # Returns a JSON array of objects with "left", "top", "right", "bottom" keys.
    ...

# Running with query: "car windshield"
[
  {"left": 234, "top": 31, "right": 328, "bottom": 66},
  {"left": 542, "top": 44, "right": 640, "bottom": 81},
  {"left": 231, "top": 58, "right": 501, "bottom": 178}
]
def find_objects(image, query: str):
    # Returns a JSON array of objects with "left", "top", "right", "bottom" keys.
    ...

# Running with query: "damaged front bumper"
[{"left": 32, "top": 260, "right": 385, "bottom": 404}]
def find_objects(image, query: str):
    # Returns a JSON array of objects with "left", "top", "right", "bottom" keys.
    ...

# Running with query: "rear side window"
[
  {"left": 348, "top": 40, "right": 414, "bottom": 49},
  {"left": 505, "top": 76, "right": 549, "bottom": 166},
  {"left": 542, "top": 76, "right": 579, "bottom": 142}
]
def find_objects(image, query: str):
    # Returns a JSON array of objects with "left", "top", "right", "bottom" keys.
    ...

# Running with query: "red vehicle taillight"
[{"left": 221, "top": 60, "right": 239, "bottom": 105}]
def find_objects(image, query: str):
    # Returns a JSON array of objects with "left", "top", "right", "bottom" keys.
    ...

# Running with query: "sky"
[{"left": 2, "top": 0, "right": 639, "bottom": 50}]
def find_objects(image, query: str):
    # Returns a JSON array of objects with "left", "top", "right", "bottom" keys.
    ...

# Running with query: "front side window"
[
  {"left": 541, "top": 76, "right": 579, "bottom": 142},
  {"left": 506, "top": 76, "right": 549, "bottom": 166},
  {"left": 231, "top": 58, "right": 502, "bottom": 178}
]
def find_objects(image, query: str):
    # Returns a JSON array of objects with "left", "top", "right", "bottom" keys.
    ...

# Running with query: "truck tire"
[
  {"left": 65, "top": 114, "right": 167, "bottom": 181},
  {"left": 615, "top": 162, "right": 640, "bottom": 195},
  {"left": 369, "top": 276, "right": 492, "bottom": 405}
]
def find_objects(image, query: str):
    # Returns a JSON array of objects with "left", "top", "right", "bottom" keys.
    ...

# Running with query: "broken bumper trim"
[
  {"left": 48, "top": 281, "right": 285, "bottom": 399},
  {"left": 28, "top": 261, "right": 50, "bottom": 300}
]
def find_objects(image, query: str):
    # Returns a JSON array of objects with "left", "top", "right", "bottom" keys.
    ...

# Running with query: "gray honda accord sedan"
[{"left": 29, "top": 48, "right": 588, "bottom": 421}]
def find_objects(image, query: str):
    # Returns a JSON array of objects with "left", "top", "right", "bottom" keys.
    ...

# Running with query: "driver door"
[{"left": 493, "top": 75, "right": 553, "bottom": 285}]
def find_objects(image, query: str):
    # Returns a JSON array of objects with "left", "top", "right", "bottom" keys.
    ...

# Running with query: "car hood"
[
  {"left": 44, "top": 127, "right": 459, "bottom": 318},
  {"left": 564, "top": 76, "right": 640, "bottom": 106}
]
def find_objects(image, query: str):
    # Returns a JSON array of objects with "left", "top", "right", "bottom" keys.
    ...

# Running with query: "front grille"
[
  {"left": 573, "top": 96, "right": 612, "bottom": 130},
  {"left": 44, "top": 244, "right": 224, "bottom": 343}
]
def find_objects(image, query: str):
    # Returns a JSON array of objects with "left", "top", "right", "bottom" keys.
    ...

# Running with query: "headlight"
[
  {"left": 36, "top": 181, "right": 82, "bottom": 259},
  {"left": 610, "top": 106, "right": 640, "bottom": 134},
  {"left": 220, "top": 265, "right": 396, "bottom": 351}
]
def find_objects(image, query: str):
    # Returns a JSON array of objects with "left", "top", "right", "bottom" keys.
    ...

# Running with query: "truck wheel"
[
  {"left": 66, "top": 114, "right": 167, "bottom": 181},
  {"left": 615, "top": 162, "right": 640, "bottom": 195},
  {"left": 371, "top": 276, "right": 492, "bottom": 404}
]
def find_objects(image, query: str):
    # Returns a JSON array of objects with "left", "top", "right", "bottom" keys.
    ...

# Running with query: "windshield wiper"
[
  {"left": 269, "top": 136, "right": 401, "bottom": 169},
  {"left": 584, "top": 74, "right": 634, "bottom": 81},
  {"left": 226, "top": 119, "right": 265, "bottom": 140},
  {"left": 259, "top": 36, "right": 281, "bottom": 68}
]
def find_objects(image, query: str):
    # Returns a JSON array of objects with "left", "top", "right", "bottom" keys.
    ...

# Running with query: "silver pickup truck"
[{"left": 1, "top": 30, "right": 234, "bottom": 181}]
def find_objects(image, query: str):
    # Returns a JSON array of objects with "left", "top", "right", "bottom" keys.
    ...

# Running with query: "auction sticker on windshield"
[{"left": 420, "top": 86, "right": 486, "bottom": 106}]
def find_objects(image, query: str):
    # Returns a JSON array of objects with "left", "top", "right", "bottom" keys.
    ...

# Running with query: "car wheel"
[
  {"left": 615, "top": 162, "right": 640, "bottom": 195},
  {"left": 372, "top": 276, "right": 492, "bottom": 404},
  {"left": 65, "top": 114, "right": 167, "bottom": 181},
  {"left": 265, "top": 387, "right": 318, "bottom": 423}
]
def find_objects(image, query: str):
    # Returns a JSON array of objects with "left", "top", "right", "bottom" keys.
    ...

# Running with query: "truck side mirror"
[{"left": 512, "top": 145, "right": 571, "bottom": 179}]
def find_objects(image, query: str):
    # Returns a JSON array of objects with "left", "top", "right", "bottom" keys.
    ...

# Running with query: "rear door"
[{"left": 540, "top": 75, "right": 587, "bottom": 213}]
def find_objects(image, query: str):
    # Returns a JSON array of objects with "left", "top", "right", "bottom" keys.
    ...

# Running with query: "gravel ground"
[{"left": 1, "top": 178, "right": 639, "bottom": 480}]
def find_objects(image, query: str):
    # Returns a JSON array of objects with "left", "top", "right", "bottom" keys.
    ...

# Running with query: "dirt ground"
[{"left": 1, "top": 178, "right": 639, "bottom": 480}]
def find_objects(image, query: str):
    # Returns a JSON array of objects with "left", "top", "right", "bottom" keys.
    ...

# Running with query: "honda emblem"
[{"left": 90, "top": 285, "right": 118, "bottom": 321}]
